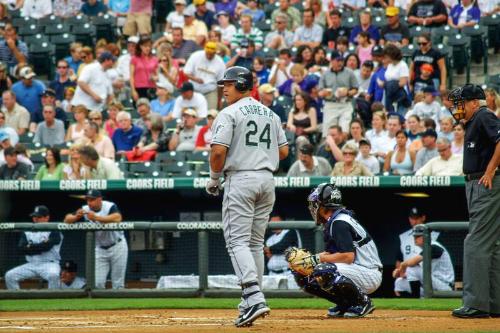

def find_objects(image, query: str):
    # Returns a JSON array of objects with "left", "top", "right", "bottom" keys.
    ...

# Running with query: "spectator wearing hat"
[
  {"left": 258, "top": 84, "right": 287, "bottom": 125},
  {"left": 49, "top": 59, "right": 76, "bottom": 103},
  {"left": 0, "top": 23, "right": 28, "bottom": 75},
  {"left": 112, "top": 111, "right": 143, "bottom": 153},
  {"left": 33, "top": 105, "right": 65, "bottom": 146},
  {"left": 64, "top": 190, "right": 127, "bottom": 289},
  {"left": 1, "top": 90, "right": 29, "bottom": 136},
  {"left": 407, "top": 86, "right": 441, "bottom": 121},
  {"left": 215, "top": 11, "right": 237, "bottom": 46},
  {"left": 287, "top": 143, "right": 332, "bottom": 177},
  {"left": 194, "top": 0, "right": 217, "bottom": 28},
  {"left": 30, "top": 89, "right": 68, "bottom": 134},
  {"left": 293, "top": 9, "right": 323, "bottom": 49},
  {"left": 0, "top": 146, "right": 29, "bottom": 179},
  {"left": 226, "top": 38, "right": 257, "bottom": 69},
  {"left": 408, "top": 0, "right": 448, "bottom": 28},
  {"left": 123, "top": 0, "right": 153, "bottom": 36},
  {"left": 151, "top": 81, "right": 175, "bottom": 120},
  {"left": 59, "top": 260, "right": 86, "bottom": 289},
  {"left": 195, "top": 109, "right": 218, "bottom": 151},
  {"left": 231, "top": 14, "right": 264, "bottom": 50},
  {"left": 169, "top": 108, "right": 201, "bottom": 152},
  {"left": 264, "top": 14, "right": 294, "bottom": 50},
  {"left": 171, "top": 82, "right": 208, "bottom": 120},
  {"left": 357, "top": 139, "right": 380, "bottom": 174},
  {"left": 167, "top": 0, "right": 187, "bottom": 30},
  {"left": 412, "top": 63, "right": 435, "bottom": 94},
  {"left": 72, "top": 52, "right": 115, "bottom": 112},
  {"left": 0, "top": 131, "right": 31, "bottom": 167},
  {"left": 5, "top": 205, "right": 63, "bottom": 289},
  {"left": 380, "top": 6, "right": 410, "bottom": 47},
  {"left": 318, "top": 49, "right": 359, "bottom": 135},
  {"left": 0, "top": 113, "right": 19, "bottom": 146},
  {"left": 11, "top": 67, "right": 46, "bottom": 118},
  {"left": 271, "top": 0, "right": 301, "bottom": 31},
  {"left": 366, "top": 46, "right": 386, "bottom": 103},
  {"left": 130, "top": 37, "right": 158, "bottom": 102},
  {"left": 116, "top": 36, "right": 139, "bottom": 83},
  {"left": 134, "top": 98, "right": 152, "bottom": 131},
  {"left": 182, "top": 6, "right": 208, "bottom": 46},
  {"left": 78, "top": 146, "right": 122, "bottom": 179},
  {"left": 184, "top": 41, "right": 225, "bottom": 110},
  {"left": 413, "top": 128, "right": 439, "bottom": 172},
  {"left": 415, "top": 137, "right": 463, "bottom": 176},
  {"left": 80, "top": 0, "right": 108, "bottom": 16}
]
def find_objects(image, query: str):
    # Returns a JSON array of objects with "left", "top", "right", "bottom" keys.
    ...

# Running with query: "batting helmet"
[
  {"left": 447, "top": 84, "right": 486, "bottom": 121},
  {"left": 217, "top": 66, "right": 253, "bottom": 92},
  {"left": 307, "top": 183, "right": 343, "bottom": 225}
]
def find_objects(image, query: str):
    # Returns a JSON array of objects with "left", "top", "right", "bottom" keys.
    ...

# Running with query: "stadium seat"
[
  {"left": 18, "top": 132, "right": 35, "bottom": 143},
  {"left": 71, "top": 23, "right": 96, "bottom": 47},
  {"left": 50, "top": 33, "right": 76, "bottom": 61},
  {"left": 29, "top": 152, "right": 46, "bottom": 164},
  {"left": 28, "top": 43, "right": 55, "bottom": 80},
  {"left": 18, "top": 24, "right": 43, "bottom": 37},
  {"left": 128, "top": 162, "right": 161, "bottom": 178},
  {"left": 372, "top": 16, "right": 387, "bottom": 29},
  {"left": 486, "top": 74, "right": 500, "bottom": 92},
  {"left": 255, "top": 19, "right": 272, "bottom": 33},
  {"left": 189, "top": 150, "right": 209, "bottom": 162},
  {"left": 12, "top": 16, "right": 35, "bottom": 29},
  {"left": 24, "top": 34, "right": 50, "bottom": 46},
  {"left": 162, "top": 161, "right": 190, "bottom": 177},
  {"left": 447, "top": 34, "right": 471, "bottom": 77},
  {"left": 409, "top": 26, "right": 431, "bottom": 41},
  {"left": 342, "top": 16, "right": 359, "bottom": 29},
  {"left": 462, "top": 25, "right": 488, "bottom": 70},
  {"left": 480, "top": 14, "right": 500, "bottom": 52},
  {"left": 44, "top": 23, "right": 71, "bottom": 37},
  {"left": 263, "top": 3, "right": 278, "bottom": 18},
  {"left": 92, "top": 14, "right": 117, "bottom": 42},
  {"left": 156, "top": 151, "right": 187, "bottom": 164},
  {"left": 38, "top": 15, "right": 63, "bottom": 27}
]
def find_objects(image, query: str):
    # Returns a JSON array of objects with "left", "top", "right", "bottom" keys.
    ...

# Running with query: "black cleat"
[
  {"left": 327, "top": 305, "right": 348, "bottom": 318},
  {"left": 452, "top": 307, "right": 490, "bottom": 319},
  {"left": 234, "top": 302, "right": 270, "bottom": 327},
  {"left": 343, "top": 298, "right": 375, "bottom": 318}
]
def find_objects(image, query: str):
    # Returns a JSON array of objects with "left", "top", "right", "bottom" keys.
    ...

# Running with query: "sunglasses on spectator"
[
  {"left": 438, "top": 147, "right": 449, "bottom": 152},
  {"left": 343, "top": 151, "right": 356, "bottom": 156},
  {"left": 276, "top": 21, "right": 286, "bottom": 24},
  {"left": 418, "top": 42, "right": 428, "bottom": 46},
  {"left": 160, "top": 59, "right": 168, "bottom": 62},
  {"left": 90, "top": 117, "right": 102, "bottom": 121},
  {"left": 58, "top": 66, "right": 68, "bottom": 69}
]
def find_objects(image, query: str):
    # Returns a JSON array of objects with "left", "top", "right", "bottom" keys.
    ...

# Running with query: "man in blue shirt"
[
  {"left": 367, "top": 46, "right": 386, "bottom": 103},
  {"left": 11, "top": 67, "right": 46, "bottom": 117},
  {"left": 112, "top": 111, "right": 142, "bottom": 153},
  {"left": 0, "top": 23, "right": 29, "bottom": 75},
  {"left": 80, "top": 0, "right": 108, "bottom": 16},
  {"left": 349, "top": 11, "right": 380, "bottom": 45}
]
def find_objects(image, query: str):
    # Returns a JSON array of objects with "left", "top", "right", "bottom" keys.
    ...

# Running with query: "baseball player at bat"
[
  {"left": 286, "top": 183, "right": 382, "bottom": 318},
  {"left": 206, "top": 66, "right": 289, "bottom": 327}
]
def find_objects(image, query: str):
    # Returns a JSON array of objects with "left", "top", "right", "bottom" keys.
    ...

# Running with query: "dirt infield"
[{"left": 1, "top": 309, "right": 499, "bottom": 333}]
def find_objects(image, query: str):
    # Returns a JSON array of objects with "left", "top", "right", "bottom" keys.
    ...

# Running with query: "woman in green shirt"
[{"left": 35, "top": 147, "right": 65, "bottom": 180}]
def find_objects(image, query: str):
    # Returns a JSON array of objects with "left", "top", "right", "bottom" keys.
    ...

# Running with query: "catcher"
[{"left": 285, "top": 183, "right": 382, "bottom": 318}]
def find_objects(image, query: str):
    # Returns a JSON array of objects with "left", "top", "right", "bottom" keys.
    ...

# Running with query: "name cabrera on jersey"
[
  {"left": 324, "top": 210, "right": 382, "bottom": 270},
  {"left": 211, "top": 97, "right": 288, "bottom": 172},
  {"left": 82, "top": 200, "right": 123, "bottom": 247},
  {"left": 23, "top": 231, "right": 63, "bottom": 263},
  {"left": 398, "top": 229, "right": 440, "bottom": 262}
]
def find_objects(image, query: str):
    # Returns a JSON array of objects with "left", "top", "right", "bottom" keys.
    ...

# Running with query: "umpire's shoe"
[
  {"left": 234, "top": 302, "right": 270, "bottom": 327},
  {"left": 452, "top": 307, "right": 490, "bottom": 319},
  {"left": 343, "top": 298, "right": 375, "bottom": 318}
]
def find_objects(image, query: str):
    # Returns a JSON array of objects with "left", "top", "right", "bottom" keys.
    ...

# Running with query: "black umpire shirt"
[{"left": 463, "top": 106, "right": 500, "bottom": 175}]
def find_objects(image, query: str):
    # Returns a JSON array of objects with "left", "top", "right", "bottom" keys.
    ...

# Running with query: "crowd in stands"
[{"left": 0, "top": 0, "right": 500, "bottom": 181}]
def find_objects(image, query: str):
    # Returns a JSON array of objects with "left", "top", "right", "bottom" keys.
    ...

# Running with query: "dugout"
[{"left": 0, "top": 176, "right": 468, "bottom": 297}]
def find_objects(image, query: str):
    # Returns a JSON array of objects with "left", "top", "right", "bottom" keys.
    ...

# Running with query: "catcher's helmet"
[
  {"left": 307, "top": 183, "right": 343, "bottom": 225},
  {"left": 217, "top": 66, "right": 253, "bottom": 92},
  {"left": 447, "top": 84, "right": 486, "bottom": 121}
]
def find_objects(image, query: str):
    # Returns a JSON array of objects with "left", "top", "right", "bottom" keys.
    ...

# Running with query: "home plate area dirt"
[{"left": 1, "top": 309, "right": 499, "bottom": 332}]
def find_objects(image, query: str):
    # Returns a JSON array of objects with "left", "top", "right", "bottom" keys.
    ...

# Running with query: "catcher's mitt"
[{"left": 284, "top": 247, "right": 320, "bottom": 276}]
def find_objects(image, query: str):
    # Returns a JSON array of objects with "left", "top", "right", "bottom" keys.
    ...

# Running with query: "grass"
[{"left": 0, "top": 298, "right": 462, "bottom": 312}]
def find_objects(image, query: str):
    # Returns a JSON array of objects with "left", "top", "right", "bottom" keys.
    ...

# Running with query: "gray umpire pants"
[
  {"left": 222, "top": 170, "right": 275, "bottom": 310},
  {"left": 463, "top": 175, "right": 500, "bottom": 313}
]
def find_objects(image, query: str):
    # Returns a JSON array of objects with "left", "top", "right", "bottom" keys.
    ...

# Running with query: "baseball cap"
[
  {"left": 330, "top": 50, "right": 343, "bottom": 61},
  {"left": 20, "top": 67, "right": 36, "bottom": 79},
  {"left": 409, "top": 207, "right": 424, "bottom": 217},
  {"left": 258, "top": 83, "right": 276, "bottom": 95},
  {"left": 371, "top": 45, "right": 384, "bottom": 56},
  {"left": 207, "top": 109, "right": 218, "bottom": 118},
  {"left": 423, "top": 85, "right": 439, "bottom": 96},
  {"left": 156, "top": 80, "right": 174, "bottom": 94},
  {"left": 421, "top": 128, "right": 438, "bottom": 138},
  {"left": 412, "top": 224, "right": 425, "bottom": 237},
  {"left": 204, "top": 41, "right": 217, "bottom": 52},
  {"left": 216, "top": 10, "right": 229, "bottom": 17},
  {"left": 98, "top": 51, "right": 117, "bottom": 62},
  {"left": 30, "top": 205, "right": 50, "bottom": 217},
  {"left": 42, "top": 88, "right": 56, "bottom": 98},
  {"left": 193, "top": 0, "right": 206, "bottom": 5},
  {"left": 61, "top": 260, "right": 78, "bottom": 273},
  {"left": 386, "top": 6, "right": 399, "bottom": 17},
  {"left": 0, "top": 130, "right": 10, "bottom": 142},
  {"left": 182, "top": 108, "right": 198, "bottom": 117},
  {"left": 183, "top": 6, "right": 195, "bottom": 16},
  {"left": 136, "top": 97, "right": 150, "bottom": 108},
  {"left": 175, "top": 0, "right": 186, "bottom": 5},
  {"left": 180, "top": 81, "right": 194, "bottom": 92},
  {"left": 127, "top": 36, "right": 140, "bottom": 44},
  {"left": 85, "top": 189, "right": 102, "bottom": 199},
  {"left": 299, "top": 143, "right": 314, "bottom": 155},
  {"left": 420, "top": 63, "right": 434, "bottom": 74}
]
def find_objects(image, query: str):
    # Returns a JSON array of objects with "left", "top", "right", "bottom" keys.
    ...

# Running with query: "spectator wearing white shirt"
[
  {"left": 21, "top": 0, "right": 52, "bottom": 19},
  {"left": 116, "top": 36, "right": 139, "bottom": 82},
  {"left": 416, "top": 137, "right": 463, "bottom": 176},
  {"left": 293, "top": 9, "right": 323, "bottom": 49},
  {"left": 183, "top": 42, "right": 225, "bottom": 110},
  {"left": 356, "top": 139, "right": 380, "bottom": 174},
  {"left": 168, "top": 108, "right": 201, "bottom": 152},
  {"left": 216, "top": 11, "right": 236, "bottom": 46},
  {"left": 365, "top": 111, "right": 389, "bottom": 160},
  {"left": 0, "top": 112, "right": 18, "bottom": 146},
  {"left": 71, "top": 52, "right": 116, "bottom": 112},
  {"left": 477, "top": 0, "right": 500, "bottom": 16},
  {"left": 264, "top": 14, "right": 294, "bottom": 50},
  {"left": 171, "top": 82, "right": 208, "bottom": 121},
  {"left": 407, "top": 86, "right": 441, "bottom": 121},
  {"left": 166, "top": 0, "right": 186, "bottom": 30},
  {"left": 269, "top": 49, "right": 294, "bottom": 88}
]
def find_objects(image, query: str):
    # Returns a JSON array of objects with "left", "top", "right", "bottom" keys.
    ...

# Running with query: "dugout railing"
[
  {"left": 0, "top": 221, "right": 324, "bottom": 299},
  {"left": 422, "top": 221, "right": 469, "bottom": 299}
]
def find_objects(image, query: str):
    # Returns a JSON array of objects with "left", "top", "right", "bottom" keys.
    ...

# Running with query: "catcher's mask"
[
  {"left": 447, "top": 84, "right": 486, "bottom": 122},
  {"left": 307, "top": 183, "right": 343, "bottom": 225}
]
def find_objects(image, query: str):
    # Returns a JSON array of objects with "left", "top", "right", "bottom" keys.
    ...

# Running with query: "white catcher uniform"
[
  {"left": 82, "top": 200, "right": 128, "bottom": 289},
  {"left": 211, "top": 96, "right": 288, "bottom": 310},
  {"left": 5, "top": 231, "right": 63, "bottom": 289}
]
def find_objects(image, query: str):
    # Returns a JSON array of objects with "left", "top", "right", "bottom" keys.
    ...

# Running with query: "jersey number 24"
[{"left": 245, "top": 121, "right": 271, "bottom": 149}]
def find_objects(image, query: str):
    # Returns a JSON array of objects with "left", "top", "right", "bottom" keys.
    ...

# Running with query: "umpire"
[{"left": 448, "top": 84, "right": 500, "bottom": 318}]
